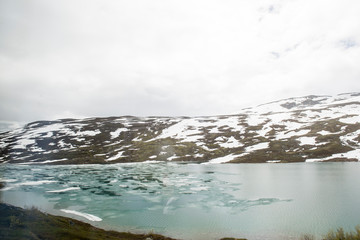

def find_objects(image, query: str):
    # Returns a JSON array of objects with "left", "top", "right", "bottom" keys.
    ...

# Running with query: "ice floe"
[
  {"left": 47, "top": 187, "right": 80, "bottom": 193},
  {"left": 19, "top": 180, "right": 57, "bottom": 186},
  {"left": 60, "top": 209, "right": 102, "bottom": 221}
]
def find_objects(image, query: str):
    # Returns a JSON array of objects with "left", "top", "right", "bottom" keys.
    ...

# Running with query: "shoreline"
[
  {"left": 2, "top": 202, "right": 360, "bottom": 240},
  {"left": 0, "top": 203, "right": 246, "bottom": 240}
]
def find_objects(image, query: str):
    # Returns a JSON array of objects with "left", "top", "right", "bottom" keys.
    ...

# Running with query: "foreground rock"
[{"left": 1, "top": 93, "right": 359, "bottom": 164}]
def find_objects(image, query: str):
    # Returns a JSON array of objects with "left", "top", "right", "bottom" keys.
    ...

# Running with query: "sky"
[{"left": 1, "top": 0, "right": 360, "bottom": 125}]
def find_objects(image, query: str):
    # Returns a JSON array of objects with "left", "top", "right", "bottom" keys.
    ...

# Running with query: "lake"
[{"left": 1, "top": 162, "right": 360, "bottom": 240}]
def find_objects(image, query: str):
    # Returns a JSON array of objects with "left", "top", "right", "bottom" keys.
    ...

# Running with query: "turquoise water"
[{"left": 1, "top": 162, "right": 360, "bottom": 240}]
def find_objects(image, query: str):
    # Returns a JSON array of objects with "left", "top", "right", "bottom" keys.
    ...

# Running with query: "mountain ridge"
[{"left": 1, "top": 93, "right": 360, "bottom": 164}]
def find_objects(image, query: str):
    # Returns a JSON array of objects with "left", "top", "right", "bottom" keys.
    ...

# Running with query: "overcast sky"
[{"left": 1, "top": 0, "right": 360, "bottom": 124}]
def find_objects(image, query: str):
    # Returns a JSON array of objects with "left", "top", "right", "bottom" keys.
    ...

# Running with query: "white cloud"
[{"left": 0, "top": 0, "right": 360, "bottom": 123}]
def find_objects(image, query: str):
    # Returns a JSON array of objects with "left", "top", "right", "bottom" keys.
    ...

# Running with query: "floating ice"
[
  {"left": 60, "top": 209, "right": 102, "bottom": 221},
  {"left": 47, "top": 187, "right": 80, "bottom": 193},
  {"left": 19, "top": 180, "right": 57, "bottom": 186}
]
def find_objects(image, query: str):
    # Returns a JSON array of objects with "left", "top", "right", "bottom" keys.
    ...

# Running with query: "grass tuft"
[{"left": 323, "top": 226, "right": 360, "bottom": 240}]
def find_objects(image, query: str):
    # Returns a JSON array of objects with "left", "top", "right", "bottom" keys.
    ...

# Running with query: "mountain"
[{"left": 1, "top": 93, "right": 360, "bottom": 164}]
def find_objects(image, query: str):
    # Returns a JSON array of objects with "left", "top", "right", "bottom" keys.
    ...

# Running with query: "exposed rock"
[{"left": 1, "top": 93, "right": 359, "bottom": 164}]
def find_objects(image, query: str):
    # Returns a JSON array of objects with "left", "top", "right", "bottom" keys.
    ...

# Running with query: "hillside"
[{"left": 1, "top": 93, "right": 359, "bottom": 164}]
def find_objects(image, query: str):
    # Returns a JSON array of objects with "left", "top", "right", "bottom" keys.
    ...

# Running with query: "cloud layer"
[{"left": 1, "top": 0, "right": 360, "bottom": 122}]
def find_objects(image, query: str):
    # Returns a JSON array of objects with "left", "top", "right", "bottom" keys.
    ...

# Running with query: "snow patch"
[
  {"left": 318, "top": 130, "right": 333, "bottom": 135},
  {"left": 217, "top": 136, "right": 243, "bottom": 148},
  {"left": 247, "top": 114, "right": 266, "bottom": 126},
  {"left": 58, "top": 140, "right": 74, "bottom": 149},
  {"left": 340, "top": 129, "right": 360, "bottom": 148},
  {"left": 339, "top": 116, "right": 360, "bottom": 124},
  {"left": 306, "top": 149, "right": 360, "bottom": 162},
  {"left": 167, "top": 154, "right": 179, "bottom": 161},
  {"left": 110, "top": 128, "right": 128, "bottom": 139},
  {"left": 205, "top": 153, "right": 242, "bottom": 164},
  {"left": 276, "top": 129, "right": 311, "bottom": 140},
  {"left": 181, "top": 134, "right": 203, "bottom": 143},
  {"left": 154, "top": 119, "right": 204, "bottom": 142},
  {"left": 106, "top": 151, "right": 125, "bottom": 161},
  {"left": 78, "top": 130, "right": 101, "bottom": 136},
  {"left": 132, "top": 136, "right": 142, "bottom": 142},
  {"left": 13, "top": 138, "right": 35, "bottom": 149},
  {"left": 209, "top": 127, "right": 221, "bottom": 133},
  {"left": 38, "top": 158, "right": 68, "bottom": 164},
  {"left": 267, "top": 160, "right": 281, "bottom": 163},
  {"left": 246, "top": 142, "right": 269, "bottom": 152},
  {"left": 298, "top": 136, "right": 316, "bottom": 145}
]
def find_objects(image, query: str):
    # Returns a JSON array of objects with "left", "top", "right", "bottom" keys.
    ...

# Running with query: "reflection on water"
[{"left": 1, "top": 162, "right": 359, "bottom": 240}]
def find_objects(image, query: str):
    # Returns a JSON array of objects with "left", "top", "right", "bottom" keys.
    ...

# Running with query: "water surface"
[{"left": 1, "top": 162, "right": 359, "bottom": 240}]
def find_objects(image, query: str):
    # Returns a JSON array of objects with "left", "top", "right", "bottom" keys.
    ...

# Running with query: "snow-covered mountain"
[{"left": 1, "top": 93, "right": 360, "bottom": 164}]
